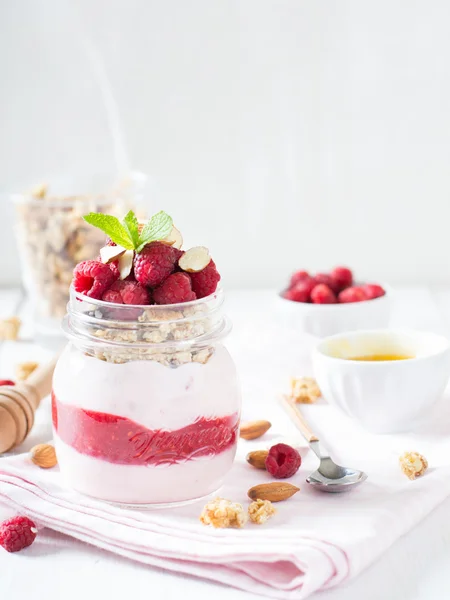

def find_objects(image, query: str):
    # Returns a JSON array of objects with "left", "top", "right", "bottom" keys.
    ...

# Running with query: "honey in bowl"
[{"left": 348, "top": 354, "right": 414, "bottom": 362}]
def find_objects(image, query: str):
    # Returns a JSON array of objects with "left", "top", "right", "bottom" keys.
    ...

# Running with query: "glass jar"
[
  {"left": 12, "top": 171, "right": 147, "bottom": 344},
  {"left": 52, "top": 287, "right": 241, "bottom": 507}
]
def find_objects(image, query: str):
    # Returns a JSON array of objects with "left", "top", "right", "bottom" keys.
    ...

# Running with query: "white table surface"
[{"left": 1, "top": 287, "right": 450, "bottom": 600}]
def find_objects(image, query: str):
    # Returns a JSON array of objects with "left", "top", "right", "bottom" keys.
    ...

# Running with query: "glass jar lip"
[
  {"left": 62, "top": 313, "right": 232, "bottom": 351},
  {"left": 12, "top": 194, "right": 124, "bottom": 209},
  {"left": 64, "top": 285, "right": 230, "bottom": 351},
  {"left": 10, "top": 171, "right": 147, "bottom": 208},
  {"left": 70, "top": 285, "right": 224, "bottom": 315}
]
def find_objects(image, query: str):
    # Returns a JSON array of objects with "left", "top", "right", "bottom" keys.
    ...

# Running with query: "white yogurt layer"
[
  {"left": 54, "top": 435, "right": 236, "bottom": 505},
  {"left": 53, "top": 344, "right": 241, "bottom": 431}
]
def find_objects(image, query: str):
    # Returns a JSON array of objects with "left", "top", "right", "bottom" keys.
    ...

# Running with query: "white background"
[{"left": 1, "top": 0, "right": 450, "bottom": 289}]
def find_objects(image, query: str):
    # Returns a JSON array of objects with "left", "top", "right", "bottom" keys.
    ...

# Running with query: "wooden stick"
[{"left": 279, "top": 394, "right": 319, "bottom": 443}]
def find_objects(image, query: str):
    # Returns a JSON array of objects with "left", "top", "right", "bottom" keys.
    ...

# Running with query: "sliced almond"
[
  {"left": 248, "top": 482, "right": 300, "bottom": 502},
  {"left": 162, "top": 225, "right": 183, "bottom": 249},
  {"left": 246, "top": 450, "right": 269, "bottom": 469},
  {"left": 179, "top": 246, "right": 211, "bottom": 273},
  {"left": 118, "top": 250, "right": 134, "bottom": 279},
  {"left": 240, "top": 420, "right": 271, "bottom": 440},
  {"left": 100, "top": 244, "right": 126, "bottom": 264}
]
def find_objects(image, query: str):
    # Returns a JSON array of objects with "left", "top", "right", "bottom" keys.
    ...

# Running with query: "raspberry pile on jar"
[{"left": 72, "top": 210, "right": 221, "bottom": 306}]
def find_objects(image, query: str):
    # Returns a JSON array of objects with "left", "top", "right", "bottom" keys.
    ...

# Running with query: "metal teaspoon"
[{"left": 280, "top": 395, "right": 367, "bottom": 493}]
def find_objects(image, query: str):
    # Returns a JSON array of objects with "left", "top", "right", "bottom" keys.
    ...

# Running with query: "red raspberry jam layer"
[{"left": 52, "top": 392, "right": 239, "bottom": 466}]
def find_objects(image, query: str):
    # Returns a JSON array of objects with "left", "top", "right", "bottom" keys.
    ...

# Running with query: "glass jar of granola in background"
[
  {"left": 12, "top": 171, "right": 147, "bottom": 345},
  {"left": 52, "top": 286, "right": 241, "bottom": 507}
]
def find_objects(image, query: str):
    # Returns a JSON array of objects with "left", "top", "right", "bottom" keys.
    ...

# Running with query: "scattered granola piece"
[
  {"left": 192, "top": 348, "right": 213, "bottom": 364},
  {"left": 248, "top": 499, "right": 276, "bottom": 524},
  {"left": 290, "top": 377, "right": 321, "bottom": 404},
  {"left": 16, "top": 361, "right": 39, "bottom": 381},
  {"left": 30, "top": 182, "right": 48, "bottom": 199},
  {"left": 399, "top": 451, "right": 428, "bottom": 480},
  {"left": 0, "top": 317, "right": 21, "bottom": 341},
  {"left": 199, "top": 497, "right": 247, "bottom": 529}
]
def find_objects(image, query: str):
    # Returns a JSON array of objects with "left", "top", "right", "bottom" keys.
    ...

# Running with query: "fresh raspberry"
[
  {"left": 265, "top": 443, "right": 301, "bottom": 479},
  {"left": 102, "top": 280, "right": 150, "bottom": 305},
  {"left": 109, "top": 264, "right": 136, "bottom": 281},
  {"left": 73, "top": 260, "right": 117, "bottom": 299},
  {"left": 108, "top": 261, "right": 121, "bottom": 278},
  {"left": 362, "top": 284, "right": 385, "bottom": 300},
  {"left": 313, "top": 273, "right": 338, "bottom": 291},
  {"left": 188, "top": 260, "right": 221, "bottom": 299},
  {"left": 102, "top": 289, "right": 122, "bottom": 304},
  {"left": 0, "top": 379, "right": 15, "bottom": 386},
  {"left": 172, "top": 247, "right": 184, "bottom": 262},
  {"left": 331, "top": 266, "right": 353, "bottom": 292},
  {"left": 283, "top": 279, "right": 315, "bottom": 303},
  {"left": 311, "top": 284, "right": 337, "bottom": 304},
  {"left": 133, "top": 242, "right": 179, "bottom": 287},
  {"left": 290, "top": 270, "right": 310, "bottom": 287},
  {"left": 94, "top": 259, "right": 125, "bottom": 280},
  {"left": 153, "top": 272, "right": 197, "bottom": 305},
  {"left": 0, "top": 516, "right": 37, "bottom": 553},
  {"left": 338, "top": 286, "right": 368, "bottom": 303}
]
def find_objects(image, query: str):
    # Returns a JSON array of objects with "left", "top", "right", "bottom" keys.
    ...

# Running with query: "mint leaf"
[
  {"left": 83, "top": 213, "right": 134, "bottom": 249},
  {"left": 84, "top": 210, "right": 174, "bottom": 253},
  {"left": 136, "top": 211, "right": 173, "bottom": 252},
  {"left": 122, "top": 210, "right": 140, "bottom": 248}
]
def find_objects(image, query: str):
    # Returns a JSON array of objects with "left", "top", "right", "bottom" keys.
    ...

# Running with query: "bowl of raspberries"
[
  {"left": 72, "top": 210, "right": 221, "bottom": 308},
  {"left": 279, "top": 267, "right": 391, "bottom": 337}
]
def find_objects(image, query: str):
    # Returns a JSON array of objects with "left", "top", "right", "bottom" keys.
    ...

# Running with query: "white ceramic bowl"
[
  {"left": 276, "top": 285, "right": 391, "bottom": 338},
  {"left": 312, "top": 329, "right": 450, "bottom": 433}
]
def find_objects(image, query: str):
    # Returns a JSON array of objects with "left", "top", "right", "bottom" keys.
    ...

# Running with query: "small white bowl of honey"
[{"left": 313, "top": 330, "right": 450, "bottom": 433}]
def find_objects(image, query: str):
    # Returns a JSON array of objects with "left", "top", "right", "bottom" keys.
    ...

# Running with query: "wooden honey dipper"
[{"left": 0, "top": 357, "right": 57, "bottom": 454}]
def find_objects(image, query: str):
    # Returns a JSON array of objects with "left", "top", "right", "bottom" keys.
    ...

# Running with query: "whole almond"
[
  {"left": 240, "top": 420, "right": 271, "bottom": 440},
  {"left": 30, "top": 444, "right": 57, "bottom": 469},
  {"left": 246, "top": 450, "right": 269, "bottom": 469},
  {"left": 248, "top": 482, "right": 300, "bottom": 502}
]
